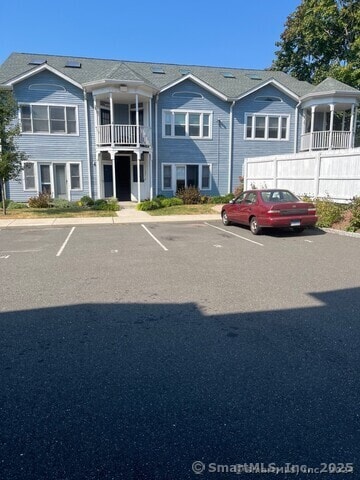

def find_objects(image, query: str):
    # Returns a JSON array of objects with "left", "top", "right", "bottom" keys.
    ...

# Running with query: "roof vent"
[
  {"left": 247, "top": 74, "right": 262, "bottom": 80},
  {"left": 28, "top": 58, "right": 47, "bottom": 65},
  {"left": 151, "top": 67, "right": 165, "bottom": 74},
  {"left": 222, "top": 72, "right": 235, "bottom": 78},
  {"left": 65, "top": 60, "right": 81, "bottom": 68}
]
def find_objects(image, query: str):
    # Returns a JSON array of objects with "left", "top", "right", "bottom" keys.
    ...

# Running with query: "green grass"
[
  {"left": 0, "top": 208, "right": 117, "bottom": 218},
  {"left": 147, "top": 204, "right": 218, "bottom": 216}
]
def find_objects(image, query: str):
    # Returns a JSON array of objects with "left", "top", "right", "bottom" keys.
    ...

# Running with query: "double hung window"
[
  {"left": 163, "top": 164, "right": 211, "bottom": 190},
  {"left": 246, "top": 114, "right": 289, "bottom": 140},
  {"left": 20, "top": 104, "right": 78, "bottom": 134},
  {"left": 163, "top": 110, "right": 212, "bottom": 139}
]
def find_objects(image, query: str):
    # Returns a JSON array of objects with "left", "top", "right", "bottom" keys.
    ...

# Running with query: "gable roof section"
[
  {"left": 3, "top": 62, "right": 83, "bottom": 90},
  {"left": 159, "top": 73, "right": 228, "bottom": 101},
  {"left": 235, "top": 78, "right": 300, "bottom": 102}
]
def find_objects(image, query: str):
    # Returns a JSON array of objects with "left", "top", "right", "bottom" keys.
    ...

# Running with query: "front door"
[
  {"left": 54, "top": 164, "right": 67, "bottom": 199},
  {"left": 115, "top": 156, "right": 131, "bottom": 200}
]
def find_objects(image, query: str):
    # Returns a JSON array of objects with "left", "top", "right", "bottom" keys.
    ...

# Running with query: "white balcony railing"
[
  {"left": 96, "top": 124, "right": 152, "bottom": 147},
  {"left": 300, "top": 130, "right": 351, "bottom": 151}
]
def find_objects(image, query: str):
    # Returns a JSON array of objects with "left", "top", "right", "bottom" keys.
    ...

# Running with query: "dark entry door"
[{"left": 116, "top": 156, "right": 131, "bottom": 200}]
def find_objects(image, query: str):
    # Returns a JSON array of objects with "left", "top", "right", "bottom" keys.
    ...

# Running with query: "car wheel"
[
  {"left": 293, "top": 227, "right": 305, "bottom": 233},
  {"left": 250, "top": 216, "right": 261, "bottom": 235},
  {"left": 222, "top": 211, "right": 231, "bottom": 226}
]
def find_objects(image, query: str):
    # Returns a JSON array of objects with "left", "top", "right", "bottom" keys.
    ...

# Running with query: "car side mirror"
[{"left": 229, "top": 199, "right": 234, "bottom": 204}]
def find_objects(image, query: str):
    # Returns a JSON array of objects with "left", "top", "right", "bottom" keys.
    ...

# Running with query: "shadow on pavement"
[{"left": 1, "top": 287, "right": 359, "bottom": 479}]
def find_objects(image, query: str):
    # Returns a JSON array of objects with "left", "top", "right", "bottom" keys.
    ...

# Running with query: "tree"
[
  {"left": 272, "top": 0, "right": 360, "bottom": 88},
  {"left": 0, "top": 89, "right": 26, "bottom": 215}
]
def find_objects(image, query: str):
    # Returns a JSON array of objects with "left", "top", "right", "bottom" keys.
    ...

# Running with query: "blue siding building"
[{"left": 0, "top": 53, "right": 359, "bottom": 202}]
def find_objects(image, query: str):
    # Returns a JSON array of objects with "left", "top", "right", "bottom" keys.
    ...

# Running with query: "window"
[
  {"left": 20, "top": 104, "right": 77, "bottom": 134},
  {"left": 40, "top": 165, "right": 51, "bottom": 194},
  {"left": 23, "top": 162, "right": 36, "bottom": 190},
  {"left": 70, "top": 163, "right": 81, "bottom": 189},
  {"left": 162, "top": 164, "right": 211, "bottom": 191},
  {"left": 163, "top": 165, "right": 172, "bottom": 189},
  {"left": 202, "top": 165, "right": 210, "bottom": 189},
  {"left": 245, "top": 114, "right": 289, "bottom": 140},
  {"left": 133, "top": 164, "right": 144, "bottom": 183},
  {"left": 163, "top": 110, "right": 212, "bottom": 138}
]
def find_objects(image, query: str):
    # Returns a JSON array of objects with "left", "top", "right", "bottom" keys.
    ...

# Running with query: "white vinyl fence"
[{"left": 244, "top": 148, "right": 360, "bottom": 202}]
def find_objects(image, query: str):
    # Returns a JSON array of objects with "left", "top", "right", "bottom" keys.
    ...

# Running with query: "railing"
[
  {"left": 96, "top": 124, "right": 152, "bottom": 147},
  {"left": 300, "top": 131, "right": 352, "bottom": 151}
]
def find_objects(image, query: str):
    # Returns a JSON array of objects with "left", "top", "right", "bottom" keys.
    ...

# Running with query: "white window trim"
[
  {"left": 22, "top": 161, "right": 38, "bottom": 191},
  {"left": 244, "top": 113, "right": 290, "bottom": 141},
  {"left": 68, "top": 162, "right": 82, "bottom": 190},
  {"left": 19, "top": 103, "right": 79, "bottom": 136},
  {"left": 162, "top": 109, "right": 213, "bottom": 139},
  {"left": 162, "top": 163, "right": 212, "bottom": 191}
]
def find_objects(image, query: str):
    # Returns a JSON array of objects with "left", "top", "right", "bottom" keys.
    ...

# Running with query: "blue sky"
[{"left": 1, "top": 0, "right": 301, "bottom": 68}]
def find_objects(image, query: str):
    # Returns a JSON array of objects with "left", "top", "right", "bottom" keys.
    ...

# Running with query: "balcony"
[
  {"left": 300, "top": 130, "right": 352, "bottom": 151},
  {"left": 96, "top": 124, "right": 151, "bottom": 148}
]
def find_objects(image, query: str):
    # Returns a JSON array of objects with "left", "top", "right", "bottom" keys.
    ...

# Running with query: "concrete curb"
[
  {"left": 321, "top": 227, "right": 360, "bottom": 239},
  {"left": 0, "top": 212, "right": 221, "bottom": 227}
]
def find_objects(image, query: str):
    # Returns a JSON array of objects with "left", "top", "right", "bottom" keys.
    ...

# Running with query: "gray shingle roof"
[
  {"left": 309, "top": 77, "right": 360, "bottom": 94},
  {"left": 0, "top": 51, "right": 328, "bottom": 100}
]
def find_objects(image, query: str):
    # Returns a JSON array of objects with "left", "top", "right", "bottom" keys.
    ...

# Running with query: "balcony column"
[
  {"left": 310, "top": 106, "right": 316, "bottom": 150},
  {"left": 111, "top": 151, "right": 117, "bottom": 199},
  {"left": 349, "top": 104, "right": 356, "bottom": 148},
  {"left": 329, "top": 104, "right": 335, "bottom": 150},
  {"left": 136, "top": 150, "right": 141, "bottom": 203},
  {"left": 135, "top": 94, "right": 140, "bottom": 148},
  {"left": 94, "top": 96, "right": 98, "bottom": 145},
  {"left": 110, "top": 92, "right": 114, "bottom": 148}
]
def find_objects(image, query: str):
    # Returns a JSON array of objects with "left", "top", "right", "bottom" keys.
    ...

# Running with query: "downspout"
[
  {"left": 294, "top": 101, "right": 301, "bottom": 153},
  {"left": 83, "top": 90, "right": 93, "bottom": 198},
  {"left": 227, "top": 101, "right": 235, "bottom": 194},
  {"left": 155, "top": 94, "right": 159, "bottom": 196}
]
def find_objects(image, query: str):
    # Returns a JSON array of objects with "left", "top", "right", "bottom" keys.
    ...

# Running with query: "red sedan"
[{"left": 221, "top": 189, "right": 317, "bottom": 235}]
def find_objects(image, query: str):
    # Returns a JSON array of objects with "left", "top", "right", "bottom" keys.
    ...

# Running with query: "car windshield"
[{"left": 261, "top": 190, "right": 299, "bottom": 203}]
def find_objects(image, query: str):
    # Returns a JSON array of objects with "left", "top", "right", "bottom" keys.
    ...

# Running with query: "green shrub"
[
  {"left": 50, "top": 198, "right": 75, "bottom": 209},
  {"left": 0, "top": 199, "right": 11, "bottom": 209},
  {"left": 28, "top": 193, "right": 52, "bottom": 208},
  {"left": 176, "top": 186, "right": 201, "bottom": 204},
  {"left": 315, "top": 197, "right": 345, "bottom": 227},
  {"left": 7, "top": 201, "right": 27, "bottom": 210},
  {"left": 159, "top": 197, "right": 183, "bottom": 207},
  {"left": 208, "top": 193, "right": 234, "bottom": 204},
  {"left": 137, "top": 200, "right": 161, "bottom": 211},
  {"left": 348, "top": 196, "right": 360, "bottom": 231},
  {"left": 93, "top": 198, "right": 119, "bottom": 211},
  {"left": 79, "top": 195, "right": 94, "bottom": 206}
]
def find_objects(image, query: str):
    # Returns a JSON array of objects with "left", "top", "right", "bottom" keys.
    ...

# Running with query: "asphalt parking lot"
[{"left": 1, "top": 221, "right": 359, "bottom": 479}]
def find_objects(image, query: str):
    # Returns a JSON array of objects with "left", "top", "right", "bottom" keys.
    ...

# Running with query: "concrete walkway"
[{"left": 0, "top": 204, "right": 221, "bottom": 227}]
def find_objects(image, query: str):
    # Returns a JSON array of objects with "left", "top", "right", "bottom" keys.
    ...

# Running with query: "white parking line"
[
  {"left": 0, "top": 249, "right": 42, "bottom": 253},
  {"left": 56, "top": 227, "right": 76, "bottom": 257},
  {"left": 204, "top": 223, "right": 264, "bottom": 246},
  {"left": 141, "top": 224, "right": 168, "bottom": 251}
]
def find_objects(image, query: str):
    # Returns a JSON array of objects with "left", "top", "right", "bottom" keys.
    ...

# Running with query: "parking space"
[
  {"left": 1, "top": 220, "right": 360, "bottom": 479},
  {"left": 0, "top": 221, "right": 358, "bottom": 262}
]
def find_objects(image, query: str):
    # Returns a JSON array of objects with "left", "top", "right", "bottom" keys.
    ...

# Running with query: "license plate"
[{"left": 290, "top": 220, "right": 300, "bottom": 226}]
